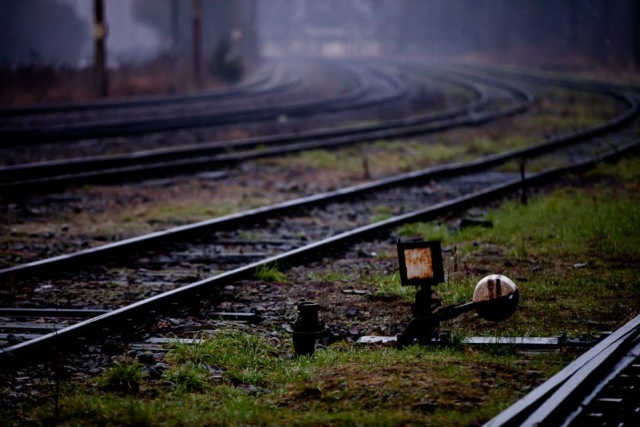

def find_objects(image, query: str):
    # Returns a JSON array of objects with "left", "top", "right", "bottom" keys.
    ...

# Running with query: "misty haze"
[{"left": 1, "top": 0, "right": 638, "bottom": 103}]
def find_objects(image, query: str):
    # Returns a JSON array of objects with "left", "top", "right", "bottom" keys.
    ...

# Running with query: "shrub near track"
[{"left": 20, "top": 156, "right": 640, "bottom": 426}]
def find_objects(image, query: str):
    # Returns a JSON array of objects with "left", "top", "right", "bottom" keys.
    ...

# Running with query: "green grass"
[
  {"left": 254, "top": 263, "right": 288, "bottom": 282},
  {"left": 364, "top": 272, "right": 415, "bottom": 300},
  {"left": 307, "top": 270, "right": 354, "bottom": 282},
  {"left": 96, "top": 360, "right": 144, "bottom": 393},
  {"left": 143, "top": 202, "right": 233, "bottom": 223},
  {"left": 44, "top": 338, "right": 571, "bottom": 427},
  {"left": 164, "top": 363, "right": 210, "bottom": 393},
  {"left": 371, "top": 204, "right": 394, "bottom": 222},
  {"left": 398, "top": 223, "right": 453, "bottom": 241},
  {"left": 165, "top": 330, "right": 287, "bottom": 387},
  {"left": 455, "top": 187, "right": 640, "bottom": 260},
  {"left": 263, "top": 140, "right": 463, "bottom": 178}
]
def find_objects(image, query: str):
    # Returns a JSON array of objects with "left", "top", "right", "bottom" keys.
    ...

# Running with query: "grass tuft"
[
  {"left": 164, "top": 363, "right": 210, "bottom": 393},
  {"left": 97, "top": 360, "right": 143, "bottom": 394},
  {"left": 254, "top": 263, "right": 288, "bottom": 282}
]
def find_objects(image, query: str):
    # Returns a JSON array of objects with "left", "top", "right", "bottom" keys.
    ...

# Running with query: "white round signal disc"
[
  {"left": 473, "top": 274, "right": 517, "bottom": 302},
  {"left": 473, "top": 275, "right": 519, "bottom": 322}
]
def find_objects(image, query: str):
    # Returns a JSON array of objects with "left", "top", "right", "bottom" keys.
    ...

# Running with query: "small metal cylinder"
[{"left": 292, "top": 302, "right": 325, "bottom": 357}]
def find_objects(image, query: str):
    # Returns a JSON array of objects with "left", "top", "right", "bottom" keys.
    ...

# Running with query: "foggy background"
[{"left": 1, "top": 0, "right": 639, "bottom": 70}]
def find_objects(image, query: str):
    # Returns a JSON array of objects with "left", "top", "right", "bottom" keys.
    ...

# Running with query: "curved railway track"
[
  {"left": 0, "top": 61, "right": 293, "bottom": 117},
  {"left": 0, "top": 67, "right": 525, "bottom": 196},
  {"left": 0, "top": 60, "right": 406, "bottom": 145},
  {"left": 2, "top": 61, "right": 634, "bottom": 199}
]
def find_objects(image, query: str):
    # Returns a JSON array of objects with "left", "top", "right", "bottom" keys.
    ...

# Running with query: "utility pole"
[
  {"left": 231, "top": 0, "right": 244, "bottom": 60},
  {"left": 171, "top": 0, "right": 179, "bottom": 58},
  {"left": 246, "top": 0, "right": 258, "bottom": 64},
  {"left": 93, "top": 0, "right": 108, "bottom": 98},
  {"left": 192, "top": 0, "right": 202, "bottom": 85}
]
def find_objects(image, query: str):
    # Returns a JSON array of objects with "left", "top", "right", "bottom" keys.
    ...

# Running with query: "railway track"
[
  {"left": 0, "top": 61, "right": 292, "bottom": 117},
  {"left": 486, "top": 314, "right": 640, "bottom": 426},
  {"left": 457, "top": 62, "right": 640, "bottom": 95},
  {"left": 3, "top": 61, "right": 635, "bottom": 199},
  {"left": 0, "top": 73, "right": 637, "bottom": 370},
  {"left": 0, "top": 67, "right": 526, "bottom": 196},
  {"left": 0, "top": 60, "right": 406, "bottom": 145},
  {"left": 0, "top": 65, "right": 638, "bottom": 426}
]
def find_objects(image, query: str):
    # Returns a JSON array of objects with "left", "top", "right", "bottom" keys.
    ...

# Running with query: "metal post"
[
  {"left": 520, "top": 157, "right": 528, "bottom": 206},
  {"left": 93, "top": 0, "right": 108, "bottom": 98},
  {"left": 245, "top": 0, "right": 260, "bottom": 65},
  {"left": 231, "top": 0, "right": 244, "bottom": 60},
  {"left": 192, "top": 0, "right": 202, "bottom": 86},
  {"left": 292, "top": 302, "right": 325, "bottom": 357},
  {"left": 171, "top": 0, "right": 179, "bottom": 58}
]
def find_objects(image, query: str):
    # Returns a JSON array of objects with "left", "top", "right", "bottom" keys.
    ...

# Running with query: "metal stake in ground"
[{"left": 291, "top": 302, "right": 325, "bottom": 357}]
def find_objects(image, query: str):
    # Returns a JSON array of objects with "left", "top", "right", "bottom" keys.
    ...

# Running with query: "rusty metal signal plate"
[{"left": 397, "top": 239, "right": 445, "bottom": 287}]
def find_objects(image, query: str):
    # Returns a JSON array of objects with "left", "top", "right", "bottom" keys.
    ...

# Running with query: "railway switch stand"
[{"left": 395, "top": 239, "right": 519, "bottom": 348}]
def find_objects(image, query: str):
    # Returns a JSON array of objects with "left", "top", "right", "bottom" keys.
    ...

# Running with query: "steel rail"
[
  {"left": 0, "top": 68, "right": 488, "bottom": 184},
  {"left": 0, "top": 62, "right": 291, "bottom": 117},
  {"left": 485, "top": 314, "right": 640, "bottom": 426},
  {"left": 1, "top": 137, "right": 638, "bottom": 372},
  {"left": 2, "top": 82, "right": 636, "bottom": 283},
  {"left": 0, "top": 308, "right": 110, "bottom": 318},
  {"left": 456, "top": 62, "right": 640, "bottom": 94},
  {"left": 0, "top": 62, "right": 395, "bottom": 145}
]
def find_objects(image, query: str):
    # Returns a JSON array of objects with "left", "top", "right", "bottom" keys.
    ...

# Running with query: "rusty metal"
[
  {"left": 396, "top": 239, "right": 446, "bottom": 347},
  {"left": 397, "top": 239, "right": 445, "bottom": 287},
  {"left": 291, "top": 302, "right": 325, "bottom": 357},
  {"left": 396, "top": 248, "right": 520, "bottom": 348}
]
